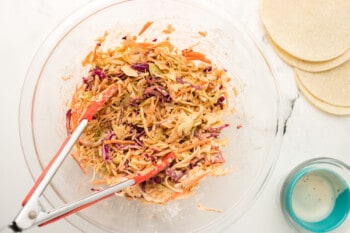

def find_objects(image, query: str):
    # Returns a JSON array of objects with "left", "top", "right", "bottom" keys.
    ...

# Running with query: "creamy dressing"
[{"left": 291, "top": 170, "right": 346, "bottom": 222}]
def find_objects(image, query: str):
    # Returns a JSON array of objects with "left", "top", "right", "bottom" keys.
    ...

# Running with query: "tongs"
[{"left": 2, "top": 84, "right": 175, "bottom": 232}]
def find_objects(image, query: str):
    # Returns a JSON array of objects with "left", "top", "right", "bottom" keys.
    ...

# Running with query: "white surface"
[{"left": 0, "top": 0, "right": 349, "bottom": 233}]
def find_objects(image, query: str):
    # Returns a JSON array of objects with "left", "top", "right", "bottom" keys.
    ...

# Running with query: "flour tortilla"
[
  {"left": 295, "top": 73, "right": 350, "bottom": 115},
  {"left": 261, "top": 0, "right": 350, "bottom": 61},
  {"left": 270, "top": 38, "right": 350, "bottom": 72},
  {"left": 295, "top": 60, "right": 350, "bottom": 107}
]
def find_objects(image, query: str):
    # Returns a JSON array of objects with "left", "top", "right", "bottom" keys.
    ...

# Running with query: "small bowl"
[{"left": 281, "top": 158, "right": 350, "bottom": 233}]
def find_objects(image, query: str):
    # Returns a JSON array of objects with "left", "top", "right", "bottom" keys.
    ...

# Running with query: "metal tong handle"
[
  {"left": 6, "top": 146, "right": 174, "bottom": 232},
  {"left": 12, "top": 119, "right": 88, "bottom": 231},
  {"left": 34, "top": 151, "right": 174, "bottom": 227},
  {"left": 10, "top": 84, "right": 120, "bottom": 232},
  {"left": 35, "top": 179, "right": 135, "bottom": 227}
]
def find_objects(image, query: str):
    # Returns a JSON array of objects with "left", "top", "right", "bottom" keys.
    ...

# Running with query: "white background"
[{"left": 1, "top": 0, "right": 350, "bottom": 232}]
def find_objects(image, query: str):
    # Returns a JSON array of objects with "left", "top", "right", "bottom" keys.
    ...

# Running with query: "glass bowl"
[{"left": 19, "top": 0, "right": 283, "bottom": 232}]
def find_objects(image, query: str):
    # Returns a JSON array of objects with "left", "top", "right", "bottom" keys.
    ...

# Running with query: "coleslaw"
[{"left": 66, "top": 32, "right": 232, "bottom": 204}]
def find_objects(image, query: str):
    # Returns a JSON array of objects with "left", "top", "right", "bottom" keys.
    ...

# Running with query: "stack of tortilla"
[{"left": 261, "top": 0, "right": 350, "bottom": 115}]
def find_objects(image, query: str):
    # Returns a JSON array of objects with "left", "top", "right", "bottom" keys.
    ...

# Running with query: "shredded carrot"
[
  {"left": 92, "top": 42, "right": 102, "bottom": 63},
  {"left": 82, "top": 51, "right": 94, "bottom": 66},
  {"left": 176, "top": 139, "right": 211, "bottom": 153},
  {"left": 108, "top": 49, "right": 115, "bottom": 57},
  {"left": 61, "top": 75, "right": 72, "bottom": 81},
  {"left": 185, "top": 55, "right": 212, "bottom": 64},
  {"left": 197, "top": 203, "right": 223, "bottom": 213},
  {"left": 162, "top": 24, "right": 175, "bottom": 34},
  {"left": 82, "top": 32, "right": 109, "bottom": 66},
  {"left": 82, "top": 42, "right": 101, "bottom": 65},
  {"left": 92, "top": 179, "right": 107, "bottom": 185},
  {"left": 153, "top": 40, "right": 174, "bottom": 51},
  {"left": 135, "top": 42, "right": 154, "bottom": 49},
  {"left": 230, "top": 107, "right": 236, "bottom": 115},
  {"left": 233, "top": 86, "right": 238, "bottom": 97},
  {"left": 198, "top": 31, "right": 208, "bottom": 37},
  {"left": 182, "top": 50, "right": 212, "bottom": 64},
  {"left": 176, "top": 86, "right": 193, "bottom": 96},
  {"left": 96, "top": 31, "right": 109, "bottom": 44},
  {"left": 138, "top": 21, "right": 154, "bottom": 36}
]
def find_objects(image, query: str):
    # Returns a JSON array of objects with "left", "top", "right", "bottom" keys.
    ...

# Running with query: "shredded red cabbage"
[
  {"left": 150, "top": 176, "right": 162, "bottom": 184},
  {"left": 143, "top": 85, "right": 171, "bottom": 102},
  {"left": 214, "top": 96, "right": 226, "bottom": 109},
  {"left": 190, "top": 157, "right": 205, "bottom": 169},
  {"left": 102, "top": 144, "right": 111, "bottom": 162},
  {"left": 210, "top": 151, "right": 225, "bottom": 164},
  {"left": 140, "top": 181, "right": 147, "bottom": 192},
  {"left": 165, "top": 168, "right": 184, "bottom": 182},
  {"left": 203, "top": 66, "right": 212, "bottom": 72},
  {"left": 91, "top": 67, "right": 107, "bottom": 79},
  {"left": 145, "top": 76, "right": 160, "bottom": 86},
  {"left": 91, "top": 187, "right": 100, "bottom": 192},
  {"left": 143, "top": 153, "right": 156, "bottom": 163},
  {"left": 207, "top": 123, "right": 230, "bottom": 133},
  {"left": 175, "top": 77, "right": 202, "bottom": 90},
  {"left": 129, "top": 97, "right": 143, "bottom": 107},
  {"left": 66, "top": 109, "right": 72, "bottom": 134},
  {"left": 83, "top": 67, "right": 107, "bottom": 90},
  {"left": 131, "top": 63, "right": 149, "bottom": 72},
  {"left": 123, "top": 159, "right": 130, "bottom": 170},
  {"left": 82, "top": 76, "right": 93, "bottom": 90}
]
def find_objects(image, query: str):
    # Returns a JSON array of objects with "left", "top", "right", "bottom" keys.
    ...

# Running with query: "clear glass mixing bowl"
[{"left": 19, "top": 0, "right": 283, "bottom": 232}]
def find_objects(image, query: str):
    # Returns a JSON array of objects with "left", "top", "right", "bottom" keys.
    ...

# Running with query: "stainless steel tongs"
[{"left": 1, "top": 84, "right": 175, "bottom": 232}]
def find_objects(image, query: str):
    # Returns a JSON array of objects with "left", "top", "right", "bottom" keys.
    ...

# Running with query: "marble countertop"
[{"left": 0, "top": 0, "right": 349, "bottom": 232}]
